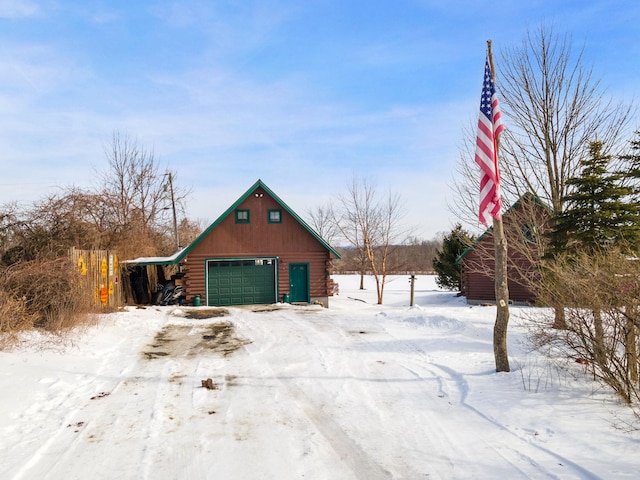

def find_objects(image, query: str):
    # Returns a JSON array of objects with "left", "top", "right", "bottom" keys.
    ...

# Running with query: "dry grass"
[{"left": 0, "top": 258, "right": 98, "bottom": 349}]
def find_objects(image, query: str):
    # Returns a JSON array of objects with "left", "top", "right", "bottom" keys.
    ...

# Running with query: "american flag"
[{"left": 475, "top": 56, "right": 505, "bottom": 225}]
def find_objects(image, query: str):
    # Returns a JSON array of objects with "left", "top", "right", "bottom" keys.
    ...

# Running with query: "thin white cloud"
[
  {"left": 150, "top": 1, "right": 216, "bottom": 29},
  {"left": 0, "top": 0, "right": 637, "bottom": 242},
  {"left": 0, "top": 42, "right": 83, "bottom": 94},
  {"left": 151, "top": 0, "right": 297, "bottom": 56},
  {"left": 88, "top": 10, "right": 120, "bottom": 24},
  {"left": 0, "top": 0, "right": 40, "bottom": 18}
]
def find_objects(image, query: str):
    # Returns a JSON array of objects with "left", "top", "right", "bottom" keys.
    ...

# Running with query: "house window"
[
  {"left": 521, "top": 223, "right": 537, "bottom": 243},
  {"left": 236, "top": 209, "right": 250, "bottom": 224},
  {"left": 268, "top": 209, "right": 282, "bottom": 224}
]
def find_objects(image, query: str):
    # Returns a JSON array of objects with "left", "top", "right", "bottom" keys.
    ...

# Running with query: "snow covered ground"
[{"left": 1, "top": 274, "right": 639, "bottom": 479}]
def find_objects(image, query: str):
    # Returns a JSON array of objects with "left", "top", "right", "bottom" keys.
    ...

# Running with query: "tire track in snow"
[
  {"left": 281, "top": 307, "right": 580, "bottom": 478},
  {"left": 10, "top": 318, "right": 223, "bottom": 480},
  {"left": 279, "top": 311, "right": 449, "bottom": 477},
  {"left": 138, "top": 358, "right": 184, "bottom": 480},
  {"left": 428, "top": 361, "right": 603, "bottom": 480},
  {"left": 236, "top": 309, "right": 393, "bottom": 479},
  {"left": 10, "top": 370, "right": 154, "bottom": 480},
  {"left": 284, "top": 382, "right": 392, "bottom": 480},
  {"left": 235, "top": 306, "right": 605, "bottom": 479},
  {"left": 370, "top": 322, "right": 604, "bottom": 479},
  {"left": 7, "top": 335, "right": 157, "bottom": 480},
  {"left": 5, "top": 320, "right": 149, "bottom": 480},
  {"left": 136, "top": 324, "right": 234, "bottom": 480}
]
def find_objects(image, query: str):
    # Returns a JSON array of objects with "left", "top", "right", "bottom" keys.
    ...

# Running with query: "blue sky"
[{"left": 1, "top": 0, "right": 639, "bottom": 239}]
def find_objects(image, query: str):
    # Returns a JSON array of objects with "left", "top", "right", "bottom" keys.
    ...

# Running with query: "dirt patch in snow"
[
  {"left": 182, "top": 308, "right": 229, "bottom": 319},
  {"left": 142, "top": 321, "right": 251, "bottom": 359}
]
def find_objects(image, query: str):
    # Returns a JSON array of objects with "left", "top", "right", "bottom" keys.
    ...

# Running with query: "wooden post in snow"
[{"left": 409, "top": 274, "right": 416, "bottom": 307}]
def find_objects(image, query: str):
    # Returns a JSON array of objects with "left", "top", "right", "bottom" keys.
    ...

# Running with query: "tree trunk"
[
  {"left": 593, "top": 309, "right": 606, "bottom": 368},
  {"left": 493, "top": 217, "right": 511, "bottom": 372},
  {"left": 552, "top": 305, "right": 567, "bottom": 329},
  {"left": 625, "top": 308, "right": 638, "bottom": 384}
]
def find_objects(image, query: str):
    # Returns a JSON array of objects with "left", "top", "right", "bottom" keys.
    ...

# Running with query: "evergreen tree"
[
  {"left": 549, "top": 141, "right": 640, "bottom": 255},
  {"left": 432, "top": 224, "right": 474, "bottom": 291},
  {"left": 620, "top": 130, "right": 640, "bottom": 203},
  {"left": 545, "top": 137, "right": 640, "bottom": 379}
]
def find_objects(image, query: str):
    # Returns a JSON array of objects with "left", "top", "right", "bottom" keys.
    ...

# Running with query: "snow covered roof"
[{"left": 122, "top": 248, "right": 185, "bottom": 266}]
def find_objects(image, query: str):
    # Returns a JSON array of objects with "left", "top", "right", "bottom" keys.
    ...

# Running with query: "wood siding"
[
  {"left": 459, "top": 196, "right": 547, "bottom": 305},
  {"left": 460, "top": 244, "right": 536, "bottom": 303},
  {"left": 182, "top": 186, "right": 333, "bottom": 304}
]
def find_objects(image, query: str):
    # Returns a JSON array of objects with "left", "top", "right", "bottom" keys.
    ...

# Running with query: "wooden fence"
[{"left": 69, "top": 247, "right": 123, "bottom": 308}]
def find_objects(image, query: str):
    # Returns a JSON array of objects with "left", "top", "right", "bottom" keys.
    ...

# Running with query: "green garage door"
[{"left": 207, "top": 259, "right": 276, "bottom": 306}]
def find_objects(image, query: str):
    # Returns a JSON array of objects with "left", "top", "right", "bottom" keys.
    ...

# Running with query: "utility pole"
[{"left": 165, "top": 172, "right": 179, "bottom": 250}]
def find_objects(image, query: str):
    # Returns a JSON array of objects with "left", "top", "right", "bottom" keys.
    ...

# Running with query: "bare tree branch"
[
  {"left": 332, "top": 175, "right": 408, "bottom": 303},
  {"left": 451, "top": 23, "right": 635, "bottom": 226}
]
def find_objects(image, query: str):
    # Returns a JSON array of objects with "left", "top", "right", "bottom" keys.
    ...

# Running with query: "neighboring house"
[
  {"left": 125, "top": 180, "right": 341, "bottom": 307},
  {"left": 456, "top": 193, "right": 550, "bottom": 305}
]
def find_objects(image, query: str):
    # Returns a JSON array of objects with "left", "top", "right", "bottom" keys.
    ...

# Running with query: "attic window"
[
  {"left": 235, "top": 209, "right": 250, "bottom": 224},
  {"left": 268, "top": 209, "right": 282, "bottom": 224}
]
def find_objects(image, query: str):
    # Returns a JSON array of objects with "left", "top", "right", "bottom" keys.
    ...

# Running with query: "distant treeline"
[{"left": 332, "top": 238, "right": 441, "bottom": 274}]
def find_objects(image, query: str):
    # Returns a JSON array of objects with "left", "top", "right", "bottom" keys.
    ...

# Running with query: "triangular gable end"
[
  {"left": 174, "top": 179, "right": 341, "bottom": 263},
  {"left": 455, "top": 192, "right": 550, "bottom": 265}
]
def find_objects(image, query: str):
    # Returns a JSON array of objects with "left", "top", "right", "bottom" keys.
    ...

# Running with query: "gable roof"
[
  {"left": 455, "top": 193, "right": 550, "bottom": 264},
  {"left": 128, "top": 179, "right": 340, "bottom": 266}
]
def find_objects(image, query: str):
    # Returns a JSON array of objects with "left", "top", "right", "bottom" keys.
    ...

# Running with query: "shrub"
[
  {"left": 0, "top": 258, "right": 97, "bottom": 343},
  {"left": 533, "top": 249, "right": 640, "bottom": 405}
]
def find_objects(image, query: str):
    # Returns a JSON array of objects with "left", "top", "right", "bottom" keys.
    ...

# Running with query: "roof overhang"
[{"left": 122, "top": 248, "right": 184, "bottom": 266}]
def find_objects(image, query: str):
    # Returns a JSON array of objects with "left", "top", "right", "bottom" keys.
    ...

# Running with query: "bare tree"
[
  {"left": 451, "top": 24, "right": 634, "bottom": 328},
  {"left": 0, "top": 202, "right": 24, "bottom": 263},
  {"left": 176, "top": 217, "right": 204, "bottom": 250},
  {"left": 399, "top": 236, "right": 441, "bottom": 274},
  {"left": 0, "top": 190, "right": 108, "bottom": 264},
  {"left": 452, "top": 24, "right": 633, "bottom": 223},
  {"left": 498, "top": 24, "right": 633, "bottom": 212},
  {"left": 100, "top": 131, "right": 164, "bottom": 232},
  {"left": 0, "top": 133, "right": 192, "bottom": 265},
  {"left": 98, "top": 131, "right": 188, "bottom": 258},
  {"left": 332, "top": 176, "right": 407, "bottom": 304},
  {"left": 306, "top": 203, "right": 339, "bottom": 246}
]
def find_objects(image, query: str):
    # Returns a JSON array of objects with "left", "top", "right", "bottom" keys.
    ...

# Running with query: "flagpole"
[{"left": 487, "top": 39, "right": 511, "bottom": 372}]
